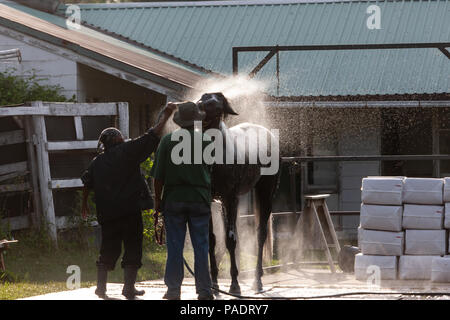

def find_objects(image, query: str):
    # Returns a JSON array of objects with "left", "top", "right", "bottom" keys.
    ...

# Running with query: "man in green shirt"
[{"left": 151, "top": 101, "right": 214, "bottom": 300}]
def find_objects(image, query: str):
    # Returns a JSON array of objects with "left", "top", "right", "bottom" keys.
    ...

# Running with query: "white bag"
[
  {"left": 431, "top": 257, "right": 450, "bottom": 283},
  {"left": 398, "top": 256, "right": 436, "bottom": 280},
  {"left": 405, "top": 229, "right": 446, "bottom": 255},
  {"left": 443, "top": 178, "right": 450, "bottom": 202},
  {"left": 360, "top": 204, "right": 403, "bottom": 232},
  {"left": 359, "top": 229, "right": 404, "bottom": 256},
  {"left": 357, "top": 226, "right": 363, "bottom": 248},
  {"left": 445, "top": 203, "right": 450, "bottom": 229},
  {"left": 354, "top": 254, "right": 397, "bottom": 280},
  {"left": 402, "top": 204, "right": 444, "bottom": 230},
  {"left": 402, "top": 178, "right": 443, "bottom": 205},
  {"left": 361, "top": 177, "right": 403, "bottom": 205}
]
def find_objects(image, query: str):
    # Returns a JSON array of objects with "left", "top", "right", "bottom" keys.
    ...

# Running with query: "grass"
[
  {"left": 0, "top": 228, "right": 167, "bottom": 300},
  {"left": 0, "top": 225, "right": 344, "bottom": 300}
]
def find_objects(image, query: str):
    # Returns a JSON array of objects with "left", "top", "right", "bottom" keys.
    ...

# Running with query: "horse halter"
[{"left": 197, "top": 95, "right": 222, "bottom": 128}]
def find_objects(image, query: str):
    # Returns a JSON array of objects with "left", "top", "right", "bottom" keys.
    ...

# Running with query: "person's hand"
[{"left": 163, "top": 102, "right": 177, "bottom": 116}]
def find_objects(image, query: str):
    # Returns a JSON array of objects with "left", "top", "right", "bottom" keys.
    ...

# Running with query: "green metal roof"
[
  {"left": 56, "top": 0, "right": 449, "bottom": 97},
  {"left": 0, "top": 1, "right": 207, "bottom": 92}
]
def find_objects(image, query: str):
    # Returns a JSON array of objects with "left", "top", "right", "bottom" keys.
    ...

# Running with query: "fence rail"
[{"left": 0, "top": 101, "right": 129, "bottom": 244}]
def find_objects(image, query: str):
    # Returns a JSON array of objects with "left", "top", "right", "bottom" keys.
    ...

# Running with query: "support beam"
[
  {"left": 117, "top": 102, "right": 130, "bottom": 139},
  {"left": 0, "top": 182, "right": 31, "bottom": 193},
  {"left": 0, "top": 162, "right": 27, "bottom": 176},
  {"left": 0, "top": 103, "right": 118, "bottom": 117},
  {"left": 74, "top": 116, "right": 84, "bottom": 141},
  {"left": 0, "top": 215, "right": 30, "bottom": 231},
  {"left": 32, "top": 101, "right": 57, "bottom": 245},
  {"left": 51, "top": 179, "right": 83, "bottom": 189},
  {"left": 233, "top": 42, "right": 450, "bottom": 77},
  {"left": 0, "top": 170, "right": 28, "bottom": 183},
  {"left": 432, "top": 109, "right": 440, "bottom": 178},
  {"left": 438, "top": 47, "right": 450, "bottom": 60},
  {"left": 0, "top": 130, "right": 25, "bottom": 146},
  {"left": 281, "top": 154, "right": 450, "bottom": 163},
  {"left": 248, "top": 49, "right": 278, "bottom": 79},
  {"left": 44, "top": 103, "right": 119, "bottom": 116},
  {"left": 234, "top": 42, "right": 450, "bottom": 53},
  {"left": 0, "top": 215, "right": 98, "bottom": 231},
  {"left": 47, "top": 140, "right": 98, "bottom": 151},
  {"left": 56, "top": 216, "right": 99, "bottom": 230},
  {"left": 24, "top": 116, "right": 42, "bottom": 229},
  {"left": 0, "top": 48, "right": 21, "bottom": 62}
]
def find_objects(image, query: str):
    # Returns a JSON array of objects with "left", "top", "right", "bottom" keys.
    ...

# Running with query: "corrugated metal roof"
[
  {"left": 0, "top": 2, "right": 207, "bottom": 92},
  {"left": 56, "top": 0, "right": 450, "bottom": 97}
]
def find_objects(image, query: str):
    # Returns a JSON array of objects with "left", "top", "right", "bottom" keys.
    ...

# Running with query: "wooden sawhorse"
[
  {"left": 296, "top": 194, "right": 341, "bottom": 273},
  {"left": 0, "top": 240, "right": 18, "bottom": 272}
]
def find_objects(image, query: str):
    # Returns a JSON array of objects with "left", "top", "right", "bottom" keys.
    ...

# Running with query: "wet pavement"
[{"left": 21, "top": 268, "right": 450, "bottom": 300}]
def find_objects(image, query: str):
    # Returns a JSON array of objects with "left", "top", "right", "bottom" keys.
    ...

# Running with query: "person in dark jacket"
[{"left": 81, "top": 103, "right": 176, "bottom": 299}]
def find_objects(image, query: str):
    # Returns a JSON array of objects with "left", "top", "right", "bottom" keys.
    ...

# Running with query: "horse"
[{"left": 196, "top": 92, "right": 280, "bottom": 294}]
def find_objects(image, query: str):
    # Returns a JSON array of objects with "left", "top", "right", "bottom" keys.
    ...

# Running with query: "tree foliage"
[{"left": 0, "top": 68, "right": 75, "bottom": 106}]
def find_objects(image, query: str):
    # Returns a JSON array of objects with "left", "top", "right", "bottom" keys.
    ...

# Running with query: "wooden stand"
[
  {"left": 0, "top": 240, "right": 18, "bottom": 271},
  {"left": 296, "top": 194, "right": 341, "bottom": 273}
]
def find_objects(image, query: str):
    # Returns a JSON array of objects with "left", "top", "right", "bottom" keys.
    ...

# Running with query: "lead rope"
[
  {"left": 153, "top": 215, "right": 448, "bottom": 300},
  {"left": 153, "top": 211, "right": 165, "bottom": 246}
]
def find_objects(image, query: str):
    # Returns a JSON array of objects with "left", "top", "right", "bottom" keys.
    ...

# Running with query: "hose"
[{"left": 182, "top": 258, "right": 450, "bottom": 300}]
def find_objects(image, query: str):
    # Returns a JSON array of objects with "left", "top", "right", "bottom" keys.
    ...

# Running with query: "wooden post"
[
  {"left": 117, "top": 102, "right": 129, "bottom": 139},
  {"left": 23, "top": 116, "right": 43, "bottom": 229},
  {"left": 432, "top": 108, "right": 440, "bottom": 178},
  {"left": 31, "top": 102, "right": 57, "bottom": 245},
  {"left": 74, "top": 116, "right": 84, "bottom": 141}
]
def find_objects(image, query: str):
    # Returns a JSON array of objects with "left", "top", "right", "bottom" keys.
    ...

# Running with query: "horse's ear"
[{"left": 215, "top": 92, "right": 238, "bottom": 116}]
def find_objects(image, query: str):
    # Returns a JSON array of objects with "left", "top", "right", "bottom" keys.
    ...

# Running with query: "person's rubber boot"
[
  {"left": 95, "top": 265, "right": 108, "bottom": 299},
  {"left": 122, "top": 266, "right": 145, "bottom": 299},
  {"left": 163, "top": 289, "right": 181, "bottom": 300}
]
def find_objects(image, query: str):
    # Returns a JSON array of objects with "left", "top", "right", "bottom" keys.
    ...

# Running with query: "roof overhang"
[
  {"left": 0, "top": 3, "right": 207, "bottom": 98},
  {"left": 265, "top": 100, "right": 450, "bottom": 108}
]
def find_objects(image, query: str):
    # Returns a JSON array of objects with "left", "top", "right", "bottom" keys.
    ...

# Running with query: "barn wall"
[
  {"left": 338, "top": 109, "right": 381, "bottom": 240},
  {"left": 0, "top": 30, "right": 79, "bottom": 100},
  {"left": 77, "top": 63, "right": 167, "bottom": 138}
]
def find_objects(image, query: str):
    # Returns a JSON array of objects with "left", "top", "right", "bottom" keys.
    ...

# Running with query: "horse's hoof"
[
  {"left": 229, "top": 283, "right": 241, "bottom": 296},
  {"left": 212, "top": 283, "right": 220, "bottom": 296},
  {"left": 252, "top": 281, "right": 263, "bottom": 293}
]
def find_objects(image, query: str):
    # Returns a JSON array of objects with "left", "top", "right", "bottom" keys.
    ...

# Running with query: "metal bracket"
[{"left": 232, "top": 42, "right": 450, "bottom": 85}]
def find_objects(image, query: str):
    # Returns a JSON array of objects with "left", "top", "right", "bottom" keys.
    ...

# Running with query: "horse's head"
[{"left": 196, "top": 92, "right": 238, "bottom": 129}]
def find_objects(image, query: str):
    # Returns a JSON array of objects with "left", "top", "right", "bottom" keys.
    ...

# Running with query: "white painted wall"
[{"left": 0, "top": 30, "right": 79, "bottom": 100}]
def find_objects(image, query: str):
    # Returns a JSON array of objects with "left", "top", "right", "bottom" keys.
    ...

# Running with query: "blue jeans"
[{"left": 163, "top": 201, "right": 212, "bottom": 296}]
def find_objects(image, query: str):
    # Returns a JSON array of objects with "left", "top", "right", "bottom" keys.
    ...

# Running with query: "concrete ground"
[{"left": 21, "top": 268, "right": 450, "bottom": 300}]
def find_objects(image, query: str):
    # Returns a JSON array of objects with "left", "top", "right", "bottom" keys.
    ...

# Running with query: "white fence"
[{"left": 0, "top": 101, "right": 129, "bottom": 244}]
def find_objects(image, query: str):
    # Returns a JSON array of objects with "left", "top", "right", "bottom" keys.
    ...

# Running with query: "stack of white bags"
[{"left": 355, "top": 177, "right": 450, "bottom": 282}]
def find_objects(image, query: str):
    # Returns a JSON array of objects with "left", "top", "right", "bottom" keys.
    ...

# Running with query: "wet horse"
[{"left": 196, "top": 93, "right": 280, "bottom": 294}]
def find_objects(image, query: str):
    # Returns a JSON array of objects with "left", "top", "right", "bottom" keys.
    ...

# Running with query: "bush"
[{"left": 0, "top": 68, "right": 76, "bottom": 105}]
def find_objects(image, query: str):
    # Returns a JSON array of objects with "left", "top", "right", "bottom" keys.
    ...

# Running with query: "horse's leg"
[
  {"left": 253, "top": 173, "right": 278, "bottom": 292},
  {"left": 208, "top": 215, "right": 219, "bottom": 294},
  {"left": 223, "top": 196, "right": 241, "bottom": 295}
]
